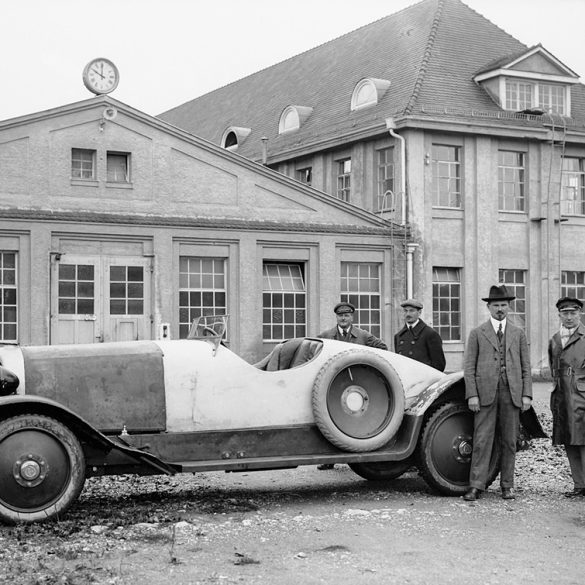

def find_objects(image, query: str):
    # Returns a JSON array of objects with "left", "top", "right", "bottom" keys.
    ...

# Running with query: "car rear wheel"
[
  {"left": 0, "top": 414, "right": 86, "bottom": 524},
  {"left": 349, "top": 457, "right": 413, "bottom": 481},
  {"left": 417, "top": 401, "right": 500, "bottom": 496},
  {"left": 312, "top": 349, "right": 405, "bottom": 452}
]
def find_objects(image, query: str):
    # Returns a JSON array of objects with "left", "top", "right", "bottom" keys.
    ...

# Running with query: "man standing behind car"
[
  {"left": 394, "top": 299, "right": 446, "bottom": 371},
  {"left": 318, "top": 302, "right": 387, "bottom": 349},
  {"left": 316, "top": 301, "right": 387, "bottom": 470},
  {"left": 548, "top": 297, "right": 585, "bottom": 498},
  {"left": 463, "top": 284, "right": 532, "bottom": 502}
]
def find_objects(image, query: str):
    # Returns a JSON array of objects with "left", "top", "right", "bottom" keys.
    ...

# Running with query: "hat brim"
[{"left": 482, "top": 296, "right": 515, "bottom": 302}]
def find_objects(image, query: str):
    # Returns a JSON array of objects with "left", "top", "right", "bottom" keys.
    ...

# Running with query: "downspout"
[
  {"left": 385, "top": 118, "right": 415, "bottom": 298},
  {"left": 385, "top": 118, "right": 406, "bottom": 226}
]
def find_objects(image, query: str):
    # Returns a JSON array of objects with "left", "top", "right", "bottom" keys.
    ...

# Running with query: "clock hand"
[{"left": 91, "top": 68, "right": 105, "bottom": 79}]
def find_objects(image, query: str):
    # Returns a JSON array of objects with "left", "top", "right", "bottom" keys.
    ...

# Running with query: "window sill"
[
  {"left": 71, "top": 179, "right": 98, "bottom": 187},
  {"left": 106, "top": 182, "right": 133, "bottom": 190}
]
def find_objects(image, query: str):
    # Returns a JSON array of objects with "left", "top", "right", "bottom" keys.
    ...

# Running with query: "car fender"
[
  {"left": 405, "top": 371, "right": 466, "bottom": 417},
  {"left": 0, "top": 394, "right": 176, "bottom": 475}
]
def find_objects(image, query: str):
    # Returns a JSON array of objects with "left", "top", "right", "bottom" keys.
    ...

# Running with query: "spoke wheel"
[
  {"left": 349, "top": 458, "right": 413, "bottom": 481},
  {"left": 417, "top": 402, "right": 500, "bottom": 496},
  {"left": 0, "top": 415, "right": 86, "bottom": 524},
  {"left": 312, "top": 350, "right": 404, "bottom": 452}
]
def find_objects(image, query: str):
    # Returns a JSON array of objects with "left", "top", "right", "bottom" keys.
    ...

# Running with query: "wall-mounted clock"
[{"left": 82, "top": 58, "right": 120, "bottom": 95}]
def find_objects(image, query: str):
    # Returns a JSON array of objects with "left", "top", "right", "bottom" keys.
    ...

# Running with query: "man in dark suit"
[
  {"left": 318, "top": 301, "right": 387, "bottom": 349},
  {"left": 316, "top": 301, "right": 387, "bottom": 469},
  {"left": 394, "top": 299, "right": 446, "bottom": 371},
  {"left": 463, "top": 284, "right": 533, "bottom": 501}
]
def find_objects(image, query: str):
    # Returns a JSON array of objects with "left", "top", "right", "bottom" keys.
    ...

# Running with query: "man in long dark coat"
[
  {"left": 549, "top": 296, "right": 585, "bottom": 497},
  {"left": 394, "top": 299, "right": 446, "bottom": 371}
]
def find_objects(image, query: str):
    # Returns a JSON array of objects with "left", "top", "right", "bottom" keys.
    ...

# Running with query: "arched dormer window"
[
  {"left": 221, "top": 126, "right": 251, "bottom": 151},
  {"left": 278, "top": 105, "right": 313, "bottom": 134},
  {"left": 350, "top": 78, "right": 391, "bottom": 111}
]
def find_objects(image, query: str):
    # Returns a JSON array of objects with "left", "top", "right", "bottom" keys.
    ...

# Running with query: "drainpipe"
[
  {"left": 385, "top": 118, "right": 406, "bottom": 226},
  {"left": 261, "top": 137, "right": 268, "bottom": 165},
  {"left": 405, "top": 243, "right": 419, "bottom": 299}
]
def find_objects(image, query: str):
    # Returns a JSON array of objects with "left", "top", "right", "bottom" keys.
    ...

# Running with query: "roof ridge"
[{"left": 404, "top": 0, "right": 445, "bottom": 115}]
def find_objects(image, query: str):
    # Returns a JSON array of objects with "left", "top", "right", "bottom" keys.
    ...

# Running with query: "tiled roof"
[{"left": 158, "top": 0, "right": 585, "bottom": 161}]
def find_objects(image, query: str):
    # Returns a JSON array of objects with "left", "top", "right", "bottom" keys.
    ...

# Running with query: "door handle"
[{"left": 95, "top": 333, "right": 104, "bottom": 342}]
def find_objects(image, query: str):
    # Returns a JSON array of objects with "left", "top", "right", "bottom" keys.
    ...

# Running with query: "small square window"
[
  {"left": 71, "top": 148, "right": 96, "bottom": 180},
  {"left": 107, "top": 152, "right": 130, "bottom": 183}
]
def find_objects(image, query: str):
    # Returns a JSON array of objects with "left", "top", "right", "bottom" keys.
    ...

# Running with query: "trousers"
[
  {"left": 469, "top": 379, "right": 520, "bottom": 490},
  {"left": 565, "top": 445, "right": 585, "bottom": 489}
]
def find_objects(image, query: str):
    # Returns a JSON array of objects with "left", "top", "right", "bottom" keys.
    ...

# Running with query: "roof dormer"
[
  {"left": 221, "top": 126, "right": 251, "bottom": 151},
  {"left": 350, "top": 78, "right": 391, "bottom": 111},
  {"left": 278, "top": 105, "right": 314, "bottom": 134},
  {"left": 474, "top": 45, "right": 579, "bottom": 116}
]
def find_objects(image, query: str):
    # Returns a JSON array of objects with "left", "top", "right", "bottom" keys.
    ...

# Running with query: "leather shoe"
[
  {"left": 564, "top": 488, "right": 585, "bottom": 498},
  {"left": 463, "top": 487, "right": 481, "bottom": 501},
  {"left": 501, "top": 488, "right": 516, "bottom": 500}
]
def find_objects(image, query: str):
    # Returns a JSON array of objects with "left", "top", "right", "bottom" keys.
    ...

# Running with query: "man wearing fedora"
[
  {"left": 548, "top": 296, "right": 585, "bottom": 497},
  {"left": 316, "top": 301, "right": 387, "bottom": 469},
  {"left": 463, "top": 284, "right": 533, "bottom": 501},
  {"left": 394, "top": 299, "right": 446, "bottom": 371},
  {"left": 318, "top": 301, "right": 388, "bottom": 349}
]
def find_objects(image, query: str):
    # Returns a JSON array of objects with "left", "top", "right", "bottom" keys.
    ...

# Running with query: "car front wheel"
[
  {"left": 0, "top": 414, "right": 86, "bottom": 524},
  {"left": 417, "top": 401, "right": 500, "bottom": 496}
]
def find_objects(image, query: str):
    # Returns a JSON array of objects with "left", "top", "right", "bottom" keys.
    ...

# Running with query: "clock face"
[{"left": 82, "top": 58, "right": 120, "bottom": 95}]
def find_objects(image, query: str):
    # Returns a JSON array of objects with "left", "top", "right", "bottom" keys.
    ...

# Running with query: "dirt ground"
[{"left": 2, "top": 384, "right": 585, "bottom": 585}]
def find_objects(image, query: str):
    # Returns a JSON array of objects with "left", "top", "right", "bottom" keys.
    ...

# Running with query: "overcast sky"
[{"left": 1, "top": 0, "right": 583, "bottom": 121}]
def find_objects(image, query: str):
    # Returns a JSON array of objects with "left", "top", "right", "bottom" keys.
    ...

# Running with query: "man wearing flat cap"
[
  {"left": 548, "top": 296, "right": 585, "bottom": 497},
  {"left": 318, "top": 301, "right": 387, "bottom": 349},
  {"left": 394, "top": 299, "right": 446, "bottom": 371},
  {"left": 463, "top": 284, "right": 532, "bottom": 502}
]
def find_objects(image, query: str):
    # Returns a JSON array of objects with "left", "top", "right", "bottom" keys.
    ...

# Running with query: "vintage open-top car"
[{"left": 0, "top": 315, "right": 546, "bottom": 524}]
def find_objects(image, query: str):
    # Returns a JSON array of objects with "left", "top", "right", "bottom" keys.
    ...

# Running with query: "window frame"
[
  {"left": 106, "top": 151, "right": 131, "bottom": 184},
  {"left": 432, "top": 144, "right": 462, "bottom": 209},
  {"left": 336, "top": 158, "right": 352, "bottom": 202},
  {"left": 262, "top": 262, "right": 306, "bottom": 342},
  {"left": 432, "top": 267, "right": 461, "bottom": 342},
  {"left": 71, "top": 148, "right": 96, "bottom": 180},
  {"left": 499, "top": 269, "right": 527, "bottom": 329},
  {"left": 376, "top": 147, "right": 395, "bottom": 212},
  {"left": 561, "top": 157, "right": 585, "bottom": 216},
  {"left": 0, "top": 251, "right": 17, "bottom": 343},
  {"left": 498, "top": 150, "right": 526, "bottom": 212}
]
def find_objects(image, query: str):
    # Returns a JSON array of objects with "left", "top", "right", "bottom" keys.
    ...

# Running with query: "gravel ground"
[{"left": 1, "top": 388, "right": 583, "bottom": 585}]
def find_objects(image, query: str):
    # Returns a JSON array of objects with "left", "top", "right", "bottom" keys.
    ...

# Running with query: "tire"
[
  {"left": 417, "top": 401, "right": 500, "bottom": 496},
  {"left": 0, "top": 414, "right": 86, "bottom": 524},
  {"left": 312, "top": 349, "right": 405, "bottom": 452},
  {"left": 349, "top": 458, "right": 413, "bottom": 481}
]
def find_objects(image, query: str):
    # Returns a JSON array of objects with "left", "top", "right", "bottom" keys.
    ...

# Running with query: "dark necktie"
[{"left": 497, "top": 323, "right": 503, "bottom": 343}]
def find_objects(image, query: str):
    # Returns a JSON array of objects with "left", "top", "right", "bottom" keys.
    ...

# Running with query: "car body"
[{"left": 0, "top": 316, "right": 546, "bottom": 524}]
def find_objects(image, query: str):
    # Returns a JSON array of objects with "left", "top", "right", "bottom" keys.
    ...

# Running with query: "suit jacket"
[
  {"left": 464, "top": 320, "right": 532, "bottom": 407},
  {"left": 318, "top": 325, "right": 388, "bottom": 350},
  {"left": 394, "top": 320, "right": 446, "bottom": 371}
]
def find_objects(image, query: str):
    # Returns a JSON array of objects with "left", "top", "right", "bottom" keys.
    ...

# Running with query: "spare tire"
[{"left": 311, "top": 349, "right": 405, "bottom": 452}]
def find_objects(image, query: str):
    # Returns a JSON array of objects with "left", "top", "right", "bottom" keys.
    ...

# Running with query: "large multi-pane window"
[
  {"left": 179, "top": 258, "right": 226, "bottom": 339},
  {"left": 262, "top": 263, "right": 306, "bottom": 341},
  {"left": 71, "top": 148, "right": 96, "bottom": 179},
  {"left": 336, "top": 158, "right": 351, "bottom": 202},
  {"left": 376, "top": 147, "right": 395, "bottom": 212},
  {"left": 499, "top": 269, "right": 526, "bottom": 328},
  {"left": 561, "top": 271, "right": 585, "bottom": 324},
  {"left": 561, "top": 157, "right": 585, "bottom": 216},
  {"left": 505, "top": 80, "right": 566, "bottom": 115},
  {"left": 505, "top": 80, "right": 533, "bottom": 111},
  {"left": 0, "top": 252, "right": 17, "bottom": 342},
  {"left": 432, "top": 267, "right": 461, "bottom": 341},
  {"left": 498, "top": 150, "right": 525, "bottom": 212},
  {"left": 432, "top": 145, "right": 461, "bottom": 208},
  {"left": 340, "top": 262, "right": 382, "bottom": 338}
]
